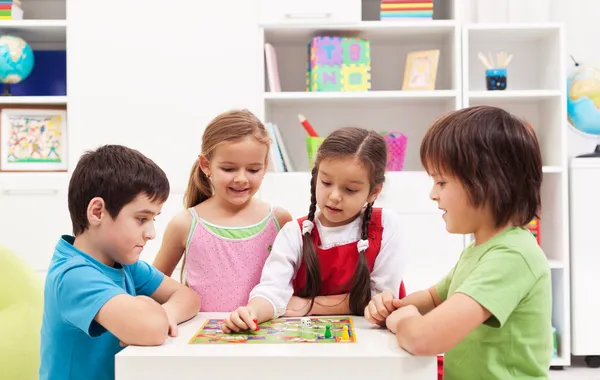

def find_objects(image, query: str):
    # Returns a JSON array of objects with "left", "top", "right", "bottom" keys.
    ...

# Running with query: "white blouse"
[{"left": 249, "top": 208, "right": 406, "bottom": 318}]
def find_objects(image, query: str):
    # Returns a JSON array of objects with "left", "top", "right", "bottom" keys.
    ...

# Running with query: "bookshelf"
[
  {"left": 0, "top": 0, "right": 70, "bottom": 280},
  {"left": 257, "top": 5, "right": 467, "bottom": 327},
  {"left": 258, "top": 4, "right": 569, "bottom": 367}
]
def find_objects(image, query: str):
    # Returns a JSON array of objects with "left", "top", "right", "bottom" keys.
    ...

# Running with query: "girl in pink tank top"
[{"left": 153, "top": 109, "right": 292, "bottom": 312}]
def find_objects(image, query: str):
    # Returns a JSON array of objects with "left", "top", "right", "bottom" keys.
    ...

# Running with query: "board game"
[{"left": 189, "top": 316, "right": 357, "bottom": 344}]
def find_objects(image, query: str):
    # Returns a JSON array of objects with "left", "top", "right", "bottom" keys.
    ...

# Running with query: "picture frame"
[
  {"left": 0, "top": 108, "right": 68, "bottom": 172},
  {"left": 402, "top": 50, "right": 440, "bottom": 91}
]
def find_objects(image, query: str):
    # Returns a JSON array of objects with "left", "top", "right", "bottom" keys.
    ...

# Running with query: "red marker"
[
  {"left": 253, "top": 318, "right": 259, "bottom": 331},
  {"left": 297, "top": 113, "right": 319, "bottom": 137}
]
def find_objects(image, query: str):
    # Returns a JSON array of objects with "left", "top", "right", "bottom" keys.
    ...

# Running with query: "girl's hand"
[
  {"left": 222, "top": 306, "right": 257, "bottom": 333},
  {"left": 365, "top": 290, "right": 403, "bottom": 325},
  {"left": 385, "top": 305, "right": 420, "bottom": 334}
]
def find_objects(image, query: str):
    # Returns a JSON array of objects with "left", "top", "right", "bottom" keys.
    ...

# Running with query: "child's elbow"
[
  {"left": 138, "top": 313, "right": 169, "bottom": 346},
  {"left": 398, "top": 329, "right": 439, "bottom": 357}
]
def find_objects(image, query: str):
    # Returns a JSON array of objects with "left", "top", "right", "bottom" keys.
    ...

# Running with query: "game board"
[{"left": 189, "top": 316, "right": 357, "bottom": 344}]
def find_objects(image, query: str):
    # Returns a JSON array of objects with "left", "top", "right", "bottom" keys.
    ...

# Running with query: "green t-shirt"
[
  {"left": 0, "top": 246, "right": 44, "bottom": 380},
  {"left": 436, "top": 226, "right": 553, "bottom": 380}
]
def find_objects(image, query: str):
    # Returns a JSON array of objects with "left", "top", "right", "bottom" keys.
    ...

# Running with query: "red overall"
[
  {"left": 292, "top": 208, "right": 406, "bottom": 299},
  {"left": 292, "top": 208, "right": 442, "bottom": 378}
]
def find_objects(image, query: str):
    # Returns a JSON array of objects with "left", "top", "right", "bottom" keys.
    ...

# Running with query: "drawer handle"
[
  {"left": 2, "top": 189, "right": 59, "bottom": 196},
  {"left": 285, "top": 12, "right": 332, "bottom": 19}
]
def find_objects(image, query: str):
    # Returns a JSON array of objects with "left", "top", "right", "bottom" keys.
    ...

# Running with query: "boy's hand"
[
  {"left": 222, "top": 306, "right": 257, "bottom": 333},
  {"left": 385, "top": 305, "right": 420, "bottom": 334},
  {"left": 162, "top": 304, "right": 179, "bottom": 338},
  {"left": 365, "top": 291, "right": 404, "bottom": 325}
]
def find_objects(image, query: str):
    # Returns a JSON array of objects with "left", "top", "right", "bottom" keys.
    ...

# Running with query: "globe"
[
  {"left": 0, "top": 34, "right": 34, "bottom": 94},
  {"left": 567, "top": 65, "right": 600, "bottom": 136}
]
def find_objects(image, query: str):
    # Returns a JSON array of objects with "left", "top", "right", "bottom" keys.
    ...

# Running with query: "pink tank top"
[{"left": 182, "top": 206, "right": 280, "bottom": 312}]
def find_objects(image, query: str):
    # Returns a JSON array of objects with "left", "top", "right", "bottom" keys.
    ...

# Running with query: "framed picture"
[
  {"left": 0, "top": 108, "right": 68, "bottom": 172},
  {"left": 402, "top": 50, "right": 440, "bottom": 91}
]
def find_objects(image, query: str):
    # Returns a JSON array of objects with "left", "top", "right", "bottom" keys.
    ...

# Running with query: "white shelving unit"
[
  {"left": 462, "top": 23, "right": 570, "bottom": 367},
  {"left": 258, "top": 5, "right": 570, "bottom": 368},
  {"left": 0, "top": 0, "right": 70, "bottom": 279},
  {"left": 258, "top": 5, "right": 467, "bottom": 313}
]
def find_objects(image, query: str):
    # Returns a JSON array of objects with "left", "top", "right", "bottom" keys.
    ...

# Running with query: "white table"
[{"left": 116, "top": 312, "right": 437, "bottom": 379}]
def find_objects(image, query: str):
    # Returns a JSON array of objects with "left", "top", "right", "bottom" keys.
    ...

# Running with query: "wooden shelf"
[
  {"left": 0, "top": 20, "right": 66, "bottom": 48},
  {"left": 263, "top": 20, "right": 457, "bottom": 44},
  {"left": 468, "top": 90, "right": 562, "bottom": 101},
  {"left": 265, "top": 90, "right": 458, "bottom": 105},
  {"left": 0, "top": 96, "right": 67, "bottom": 105}
]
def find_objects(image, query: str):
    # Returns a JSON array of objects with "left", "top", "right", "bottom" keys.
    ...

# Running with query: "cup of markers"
[{"left": 298, "top": 113, "right": 323, "bottom": 168}]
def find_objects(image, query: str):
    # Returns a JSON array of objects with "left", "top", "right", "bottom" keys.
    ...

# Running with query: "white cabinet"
[
  {"left": 569, "top": 157, "right": 600, "bottom": 365},
  {"left": 0, "top": 174, "right": 71, "bottom": 273},
  {"left": 67, "top": 0, "right": 263, "bottom": 189},
  {"left": 258, "top": 0, "right": 361, "bottom": 25}
]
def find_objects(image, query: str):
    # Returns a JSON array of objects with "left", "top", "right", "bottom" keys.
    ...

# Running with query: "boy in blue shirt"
[{"left": 39, "top": 145, "right": 201, "bottom": 380}]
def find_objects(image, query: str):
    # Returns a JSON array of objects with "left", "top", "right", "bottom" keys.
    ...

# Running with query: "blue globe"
[
  {"left": 567, "top": 66, "right": 600, "bottom": 136},
  {"left": 0, "top": 34, "right": 34, "bottom": 84}
]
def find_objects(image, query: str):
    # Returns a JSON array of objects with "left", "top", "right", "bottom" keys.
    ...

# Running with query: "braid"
[
  {"left": 298, "top": 165, "right": 322, "bottom": 314},
  {"left": 307, "top": 166, "right": 318, "bottom": 222},
  {"left": 349, "top": 202, "right": 374, "bottom": 315},
  {"left": 361, "top": 202, "right": 373, "bottom": 240}
]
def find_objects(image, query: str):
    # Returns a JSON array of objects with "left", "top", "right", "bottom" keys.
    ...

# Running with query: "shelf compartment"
[
  {"left": 464, "top": 24, "right": 564, "bottom": 92},
  {"left": 263, "top": 21, "right": 459, "bottom": 92}
]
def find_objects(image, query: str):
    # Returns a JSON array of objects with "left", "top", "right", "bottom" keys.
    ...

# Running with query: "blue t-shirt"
[{"left": 39, "top": 235, "right": 164, "bottom": 380}]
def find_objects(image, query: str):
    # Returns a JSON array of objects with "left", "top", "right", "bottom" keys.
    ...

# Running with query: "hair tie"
[
  {"left": 357, "top": 239, "right": 369, "bottom": 252},
  {"left": 302, "top": 220, "right": 314, "bottom": 235}
]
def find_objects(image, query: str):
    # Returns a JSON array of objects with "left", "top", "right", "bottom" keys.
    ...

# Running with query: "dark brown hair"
[
  {"left": 299, "top": 126, "right": 387, "bottom": 315},
  {"left": 68, "top": 145, "right": 170, "bottom": 236},
  {"left": 420, "top": 105, "right": 542, "bottom": 227},
  {"left": 184, "top": 109, "right": 270, "bottom": 208}
]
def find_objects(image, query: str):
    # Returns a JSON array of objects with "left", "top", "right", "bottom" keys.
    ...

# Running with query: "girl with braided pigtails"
[{"left": 223, "top": 126, "right": 406, "bottom": 333}]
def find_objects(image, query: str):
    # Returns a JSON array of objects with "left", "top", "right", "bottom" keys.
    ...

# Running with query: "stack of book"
[
  {"left": 380, "top": 0, "right": 433, "bottom": 21},
  {"left": 0, "top": 0, "right": 24, "bottom": 20}
]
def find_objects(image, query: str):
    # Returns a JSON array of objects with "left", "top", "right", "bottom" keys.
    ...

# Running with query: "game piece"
[
  {"left": 324, "top": 324, "right": 332, "bottom": 339},
  {"left": 341, "top": 325, "right": 350, "bottom": 341},
  {"left": 253, "top": 318, "right": 259, "bottom": 331}
]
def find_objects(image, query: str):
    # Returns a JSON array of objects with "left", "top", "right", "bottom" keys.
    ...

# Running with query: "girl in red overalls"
[{"left": 223, "top": 126, "right": 406, "bottom": 332}]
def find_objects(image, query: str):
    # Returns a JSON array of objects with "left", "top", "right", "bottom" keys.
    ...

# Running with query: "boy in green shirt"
[{"left": 365, "top": 106, "right": 552, "bottom": 379}]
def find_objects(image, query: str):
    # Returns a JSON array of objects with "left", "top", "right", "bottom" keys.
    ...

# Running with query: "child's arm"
[
  {"left": 274, "top": 207, "right": 293, "bottom": 230},
  {"left": 389, "top": 248, "right": 538, "bottom": 356},
  {"left": 95, "top": 294, "right": 170, "bottom": 346},
  {"left": 153, "top": 211, "right": 191, "bottom": 276},
  {"left": 223, "top": 221, "right": 302, "bottom": 332},
  {"left": 55, "top": 264, "right": 170, "bottom": 346},
  {"left": 149, "top": 275, "right": 201, "bottom": 336},
  {"left": 284, "top": 294, "right": 350, "bottom": 316}
]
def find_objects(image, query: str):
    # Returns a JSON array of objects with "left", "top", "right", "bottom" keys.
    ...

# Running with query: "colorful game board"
[{"left": 189, "top": 316, "right": 357, "bottom": 344}]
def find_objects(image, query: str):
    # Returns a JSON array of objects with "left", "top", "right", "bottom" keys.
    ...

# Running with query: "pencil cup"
[
  {"left": 486, "top": 68, "right": 507, "bottom": 91},
  {"left": 306, "top": 136, "right": 325, "bottom": 168},
  {"left": 382, "top": 132, "right": 407, "bottom": 171}
]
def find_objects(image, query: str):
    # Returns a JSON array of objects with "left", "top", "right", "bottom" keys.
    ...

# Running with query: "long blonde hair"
[{"left": 184, "top": 109, "right": 271, "bottom": 208}]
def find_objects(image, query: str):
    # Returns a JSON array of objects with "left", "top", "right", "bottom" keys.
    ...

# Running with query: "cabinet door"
[
  {"left": 396, "top": 214, "right": 464, "bottom": 294},
  {"left": 67, "top": 0, "right": 262, "bottom": 188},
  {"left": 0, "top": 175, "right": 71, "bottom": 274},
  {"left": 570, "top": 165, "right": 600, "bottom": 354}
]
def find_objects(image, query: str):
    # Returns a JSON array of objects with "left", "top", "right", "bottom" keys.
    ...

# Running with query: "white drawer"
[{"left": 259, "top": 0, "right": 361, "bottom": 25}]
